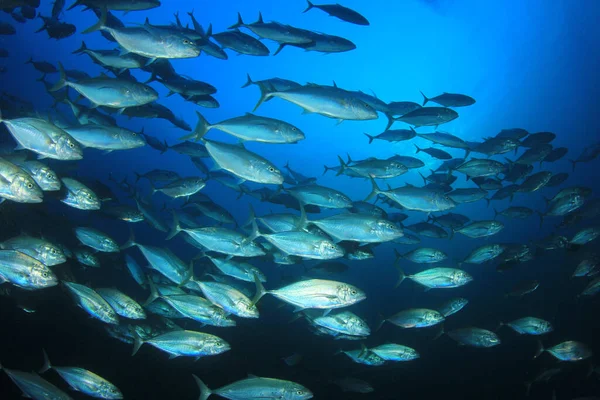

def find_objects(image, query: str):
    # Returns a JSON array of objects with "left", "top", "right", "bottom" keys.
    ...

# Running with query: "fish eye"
[
  {"left": 291, "top": 127, "right": 297, "bottom": 131},
  {"left": 350, "top": 289, "right": 357, "bottom": 295},
  {"left": 183, "top": 39, "right": 191, "bottom": 44},
  {"left": 42, "top": 272, "right": 49, "bottom": 278},
  {"left": 268, "top": 167, "right": 275, "bottom": 172},
  {"left": 297, "top": 390, "right": 304, "bottom": 395},
  {"left": 27, "top": 183, "right": 33, "bottom": 188},
  {"left": 68, "top": 142, "right": 75, "bottom": 148}
]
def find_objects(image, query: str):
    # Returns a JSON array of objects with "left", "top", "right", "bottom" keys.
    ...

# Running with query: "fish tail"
[
  {"left": 533, "top": 340, "right": 544, "bottom": 359},
  {"left": 49, "top": 61, "right": 67, "bottom": 92},
  {"left": 120, "top": 226, "right": 137, "bottom": 250},
  {"left": 336, "top": 155, "right": 346, "bottom": 176},
  {"left": 72, "top": 40, "right": 87, "bottom": 54},
  {"left": 432, "top": 323, "right": 445, "bottom": 340},
  {"left": 394, "top": 262, "right": 406, "bottom": 289},
  {"left": 241, "top": 73, "right": 254, "bottom": 88},
  {"left": 251, "top": 272, "right": 268, "bottom": 306},
  {"left": 569, "top": 159, "right": 577, "bottom": 171},
  {"left": 243, "top": 203, "right": 256, "bottom": 229},
  {"left": 364, "top": 132, "right": 374, "bottom": 144},
  {"left": 166, "top": 210, "right": 182, "bottom": 240},
  {"left": 252, "top": 82, "right": 274, "bottom": 110},
  {"left": 272, "top": 42, "right": 288, "bottom": 56},
  {"left": 364, "top": 177, "right": 382, "bottom": 202},
  {"left": 134, "top": 172, "right": 143, "bottom": 183},
  {"left": 228, "top": 12, "right": 244, "bottom": 29},
  {"left": 374, "top": 312, "right": 386, "bottom": 332},
  {"left": 384, "top": 112, "right": 395, "bottom": 131},
  {"left": 297, "top": 202, "right": 308, "bottom": 230},
  {"left": 420, "top": 91, "right": 429, "bottom": 106},
  {"left": 346, "top": 153, "right": 353, "bottom": 164},
  {"left": 418, "top": 171, "right": 427, "bottom": 185},
  {"left": 82, "top": 5, "right": 106, "bottom": 34},
  {"left": 303, "top": 0, "right": 314, "bottom": 13},
  {"left": 524, "top": 381, "right": 532, "bottom": 397},
  {"left": 414, "top": 144, "right": 421, "bottom": 154},
  {"left": 38, "top": 349, "right": 52, "bottom": 373},
  {"left": 66, "top": 0, "right": 82, "bottom": 10},
  {"left": 493, "top": 208, "right": 499, "bottom": 219},
  {"left": 25, "top": 57, "right": 33, "bottom": 64},
  {"left": 322, "top": 164, "right": 333, "bottom": 175},
  {"left": 494, "top": 321, "right": 505, "bottom": 332},
  {"left": 132, "top": 335, "right": 145, "bottom": 357},
  {"left": 143, "top": 276, "right": 160, "bottom": 306},
  {"left": 179, "top": 111, "right": 209, "bottom": 141},
  {"left": 193, "top": 374, "right": 213, "bottom": 400},
  {"left": 485, "top": 198, "right": 490, "bottom": 208}
]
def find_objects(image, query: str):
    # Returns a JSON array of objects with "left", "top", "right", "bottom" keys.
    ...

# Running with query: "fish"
[
  {"left": 312, "top": 310, "right": 370, "bottom": 337},
  {"left": 395, "top": 247, "right": 447, "bottom": 264},
  {"left": 1, "top": 235, "right": 66, "bottom": 266},
  {"left": 229, "top": 13, "right": 314, "bottom": 45},
  {"left": 260, "top": 85, "right": 378, "bottom": 122},
  {"left": 338, "top": 347, "right": 385, "bottom": 366},
  {"left": 516, "top": 171, "right": 553, "bottom": 193},
  {"left": 83, "top": 8, "right": 199, "bottom": 59},
  {"left": 414, "top": 144, "right": 452, "bottom": 160},
  {"left": 499, "top": 317, "right": 553, "bottom": 335},
  {"left": 521, "top": 132, "right": 556, "bottom": 148},
  {"left": 8, "top": 159, "right": 61, "bottom": 191},
  {"left": 303, "top": 1, "right": 369, "bottom": 25},
  {"left": 394, "top": 107, "right": 458, "bottom": 128},
  {"left": 208, "top": 256, "right": 266, "bottom": 283},
  {"left": 332, "top": 377, "right": 373, "bottom": 393},
  {"left": 189, "top": 281, "right": 259, "bottom": 318},
  {"left": 159, "top": 294, "right": 236, "bottom": 327},
  {"left": 191, "top": 112, "right": 305, "bottom": 144},
  {"left": 337, "top": 156, "right": 408, "bottom": 179},
  {"left": 1, "top": 116, "right": 83, "bottom": 160},
  {"left": 395, "top": 266, "right": 473, "bottom": 289},
  {"left": 212, "top": 29, "right": 270, "bottom": 56},
  {"left": 51, "top": 63, "right": 158, "bottom": 110},
  {"left": 0, "top": 250, "right": 58, "bottom": 290},
  {"left": 447, "top": 188, "right": 488, "bottom": 204},
  {"left": 453, "top": 220, "right": 504, "bottom": 238},
  {"left": 39, "top": 350, "right": 123, "bottom": 399},
  {"left": 96, "top": 288, "right": 146, "bottom": 320},
  {"left": 74, "top": 227, "right": 119, "bottom": 253},
  {"left": 132, "top": 330, "right": 230, "bottom": 360},
  {"left": 369, "top": 344, "right": 419, "bottom": 361},
  {"left": 253, "top": 276, "right": 366, "bottom": 311},
  {"left": 405, "top": 222, "right": 449, "bottom": 238},
  {"left": 506, "top": 280, "right": 540, "bottom": 297},
  {"left": 63, "top": 281, "right": 120, "bottom": 325},
  {"left": 463, "top": 244, "right": 506, "bottom": 264},
  {"left": 383, "top": 308, "right": 445, "bottom": 328},
  {"left": 570, "top": 142, "right": 600, "bottom": 171},
  {"left": 455, "top": 159, "right": 506, "bottom": 179},
  {"left": 194, "top": 375, "right": 313, "bottom": 400},
  {"left": 64, "top": 124, "right": 146, "bottom": 151},
  {"left": 447, "top": 327, "right": 500, "bottom": 347},
  {"left": 287, "top": 184, "right": 352, "bottom": 209},
  {"left": 535, "top": 341, "right": 592, "bottom": 361},
  {"left": 420, "top": 92, "right": 476, "bottom": 107},
  {"left": 580, "top": 277, "right": 600, "bottom": 297},
  {"left": 570, "top": 226, "right": 600, "bottom": 246},
  {"left": 417, "top": 132, "right": 471, "bottom": 157},
  {"left": 152, "top": 177, "right": 206, "bottom": 199},
  {"left": 494, "top": 206, "right": 533, "bottom": 219},
  {"left": 308, "top": 213, "right": 404, "bottom": 243},
  {"left": 0, "top": 365, "right": 72, "bottom": 400},
  {"left": 366, "top": 179, "right": 456, "bottom": 213},
  {"left": 364, "top": 129, "right": 416, "bottom": 144}
]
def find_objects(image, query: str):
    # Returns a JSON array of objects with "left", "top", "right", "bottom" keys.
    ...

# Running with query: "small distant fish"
[
  {"left": 282, "top": 353, "right": 303, "bottom": 367},
  {"left": 383, "top": 308, "right": 445, "bottom": 329},
  {"left": 194, "top": 374, "right": 313, "bottom": 400},
  {"left": 437, "top": 298, "right": 469, "bottom": 317},
  {"left": 332, "top": 377, "right": 373, "bottom": 393},
  {"left": 506, "top": 280, "right": 539, "bottom": 297},
  {"left": 499, "top": 317, "right": 553, "bottom": 335},
  {"left": 447, "top": 327, "right": 500, "bottom": 347},
  {"left": 535, "top": 340, "right": 592, "bottom": 361},
  {"left": 303, "top": 1, "right": 369, "bottom": 25},
  {"left": 420, "top": 91, "right": 476, "bottom": 107}
]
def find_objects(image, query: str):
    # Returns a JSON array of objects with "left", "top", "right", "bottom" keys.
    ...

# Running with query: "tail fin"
[
  {"left": 569, "top": 159, "right": 577, "bottom": 172},
  {"left": 323, "top": 164, "right": 335, "bottom": 175},
  {"left": 241, "top": 73, "right": 254, "bottom": 88},
  {"left": 143, "top": 275, "right": 160, "bottom": 306},
  {"left": 536, "top": 211, "right": 544, "bottom": 229},
  {"left": 252, "top": 82, "right": 275, "bottom": 111},
  {"left": 272, "top": 43, "right": 288, "bottom": 56},
  {"left": 38, "top": 349, "right": 52, "bottom": 374},
  {"left": 120, "top": 227, "right": 137, "bottom": 250},
  {"left": 25, "top": 57, "right": 33, "bottom": 64},
  {"left": 251, "top": 272, "right": 267, "bottom": 306},
  {"left": 72, "top": 41, "right": 87, "bottom": 54},
  {"left": 414, "top": 144, "right": 422, "bottom": 154},
  {"left": 364, "top": 177, "right": 382, "bottom": 202},
  {"left": 418, "top": 171, "right": 427, "bottom": 185},
  {"left": 193, "top": 375, "right": 213, "bottom": 400},
  {"left": 132, "top": 336, "right": 145, "bottom": 357},
  {"left": 420, "top": 91, "right": 429, "bottom": 106},
  {"left": 364, "top": 133, "right": 375, "bottom": 144},
  {"left": 493, "top": 208, "right": 499, "bottom": 219},
  {"left": 494, "top": 321, "right": 505, "bottom": 332},
  {"left": 49, "top": 62, "right": 67, "bottom": 92},
  {"left": 82, "top": 6, "right": 106, "bottom": 34},
  {"left": 303, "top": 0, "right": 314, "bottom": 13},
  {"left": 166, "top": 210, "right": 182, "bottom": 240},
  {"left": 384, "top": 113, "right": 395, "bottom": 131},
  {"left": 179, "top": 111, "right": 210, "bottom": 141},
  {"left": 336, "top": 155, "right": 346, "bottom": 176},
  {"left": 533, "top": 340, "right": 544, "bottom": 359},
  {"left": 228, "top": 12, "right": 244, "bottom": 29},
  {"left": 433, "top": 323, "right": 445, "bottom": 340},
  {"left": 374, "top": 312, "right": 386, "bottom": 332},
  {"left": 243, "top": 203, "right": 256, "bottom": 229},
  {"left": 393, "top": 257, "right": 406, "bottom": 289}
]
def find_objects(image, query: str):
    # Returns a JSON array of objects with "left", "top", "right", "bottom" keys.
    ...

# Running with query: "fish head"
[
  {"left": 279, "top": 124, "right": 306, "bottom": 143},
  {"left": 241, "top": 240, "right": 266, "bottom": 257},
  {"left": 10, "top": 174, "right": 43, "bottom": 203},
  {"left": 402, "top": 347, "right": 420, "bottom": 360},
  {"left": 56, "top": 134, "right": 84, "bottom": 160},
  {"left": 538, "top": 320, "right": 554, "bottom": 334},
  {"left": 374, "top": 220, "right": 403, "bottom": 240},
  {"left": 126, "top": 84, "right": 159, "bottom": 105},
  {"left": 453, "top": 298, "right": 469, "bottom": 309},
  {"left": 75, "top": 188, "right": 101, "bottom": 210},
  {"left": 283, "top": 383, "right": 313, "bottom": 400},
  {"left": 484, "top": 332, "right": 501, "bottom": 347},
  {"left": 348, "top": 98, "right": 378, "bottom": 120},
  {"left": 166, "top": 33, "right": 201, "bottom": 58},
  {"left": 38, "top": 166, "right": 61, "bottom": 190},
  {"left": 237, "top": 298, "right": 259, "bottom": 318},
  {"left": 331, "top": 193, "right": 352, "bottom": 208},
  {"left": 348, "top": 316, "right": 371, "bottom": 336},
  {"left": 40, "top": 243, "right": 67, "bottom": 266},
  {"left": 317, "top": 240, "right": 345, "bottom": 259},
  {"left": 425, "top": 310, "right": 445, "bottom": 325},
  {"left": 254, "top": 161, "right": 284, "bottom": 185},
  {"left": 206, "top": 336, "right": 231, "bottom": 355},
  {"left": 336, "top": 283, "right": 366, "bottom": 305},
  {"left": 120, "top": 129, "right": 147, "bottom": 148},
  {"left": 30, "top": 264, "right": 58, "bottom": 288},
  {"left": 97, "top": 382, "right": 123, "bottom": 399},
  {"left": 452, "top": 270, "right": 473, "bottom": 285}
]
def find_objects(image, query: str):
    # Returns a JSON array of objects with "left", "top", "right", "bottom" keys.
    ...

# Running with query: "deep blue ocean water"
[{"left": 1, "top": 0, "right": 599, "bottom": 399}]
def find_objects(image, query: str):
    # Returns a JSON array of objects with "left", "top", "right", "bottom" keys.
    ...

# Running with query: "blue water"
[{"left": 1, "top": 0, "right": 599, "bottom": 399}]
